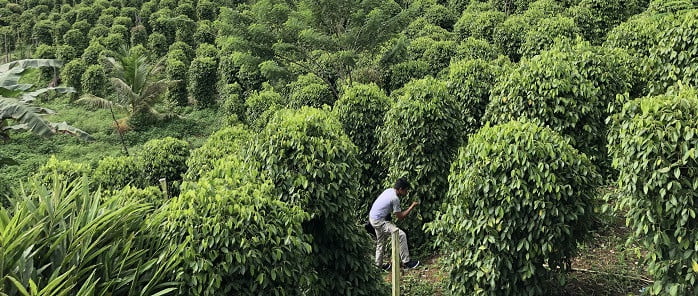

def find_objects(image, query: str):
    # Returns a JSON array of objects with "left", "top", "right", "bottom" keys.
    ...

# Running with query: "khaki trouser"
[{"left": 370, "top": 218, "right": 410, "bottom": 265}]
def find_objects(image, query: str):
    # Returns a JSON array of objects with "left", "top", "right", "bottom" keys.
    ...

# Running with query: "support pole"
[{"left": 391, "top": 230, "right": 400, "bottom": 296}]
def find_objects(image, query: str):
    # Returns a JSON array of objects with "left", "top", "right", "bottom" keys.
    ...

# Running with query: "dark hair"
[{"left": 394, "top": 177, "right": 410, "bottom": 190}]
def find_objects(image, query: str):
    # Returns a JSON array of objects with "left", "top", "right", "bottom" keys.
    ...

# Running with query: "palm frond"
[
  {"left": 76, "top": 94, "right": 120, "bottom": 110},
  {"left": 49, "top": 122, "right": 94, "bottom": 141},
  {"left": 21, "top": 87, "right": 75, "bottom": 103}
]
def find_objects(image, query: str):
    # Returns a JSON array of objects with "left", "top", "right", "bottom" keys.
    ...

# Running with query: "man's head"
[{"left": 394, "top": 177, "right": 410, "bottom": 197}]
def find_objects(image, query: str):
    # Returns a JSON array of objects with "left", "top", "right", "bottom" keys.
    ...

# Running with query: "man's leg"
[
  {"left": 370, "top": 219, "right": 388, "bottom": 266},
  {"left": 381, "top": 221, "right": 411, "bottom": 264}
]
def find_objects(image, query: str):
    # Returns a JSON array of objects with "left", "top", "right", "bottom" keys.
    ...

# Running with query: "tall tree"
[{"left": 217, "top": 0, "right": 414, "bottom": 100}]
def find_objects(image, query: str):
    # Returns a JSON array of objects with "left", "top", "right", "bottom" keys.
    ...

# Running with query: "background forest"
[{"left": 2, "top": 0, "right": 698, "bottom": 295}]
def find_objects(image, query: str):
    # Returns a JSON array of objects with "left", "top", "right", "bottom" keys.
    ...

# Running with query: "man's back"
[{"left": 369, "top": 188, "right": 401, "bottom": 221}]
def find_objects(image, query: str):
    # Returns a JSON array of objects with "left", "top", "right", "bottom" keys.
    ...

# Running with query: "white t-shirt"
[{"left": 369, "top": 188, "right": 402, "bottom": 221}]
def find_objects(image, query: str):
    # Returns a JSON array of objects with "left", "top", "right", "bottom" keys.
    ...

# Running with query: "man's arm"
[{"left": 395, "top": 201, "right": 419, "bottom": 220}]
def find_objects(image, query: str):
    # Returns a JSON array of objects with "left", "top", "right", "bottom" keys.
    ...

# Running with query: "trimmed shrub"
[
  {"left": 101, "top": 33, "right": 126, "bottom": 52},
  {"left": 607, "top": 87, "right": 698, "bottom": 295},
  {"left": 195, "top": 43, "right": 219, "bottom": 60},
  {"left": 196, "top": 0, "right": 217, "bottom": 21},
  {"left": 188, "top": 57, "right": 218, "bottom": 108},
  {"left": 428, "top": 120, "right": 600, "bottom": 295},
  {"left": 93, "top": 155, "right": 144, "bottom": 191},
  {"left": 485, "top": 46, "right": 597, "bottom": 159},
  {"left": 81, "top": 64, "right": 109, "bottom": 97},
  {"left": 566, "top": 0, "right": 632, "bottom": 44},
  {"left": 379, "top": 76, "right": 461, "bottom": 248},
  {"left": 446, "top": 58, "right": 502, "bottom": 138},
  {"left": 220, "top": 83, "right": 246, "bottom": 122},
  {"left": 130, "top": 24, "right": 148, "bottom": 46},
  {"left": 88, "top": 24, "right": 110, "bottom": 40},
  {"left": 493, "top": 15, "right": 529, "bottom": 62},
  {"left": 519, "top": 16, "right": 580, "bottom": 58},
  {"left": 137, "top": 137, "right": 190, "bottom": 192},
  {"left": 419, "top": 40, "right": 458, "bottom": 76},
  {"left": 35, "top": 156, "right": 90, "bottom": 184},
  {"left": 334, "top": 83, "right": 392, "bottom": 211},
  {"left": 424, "top": 4, "right": 458, "bottom": 30},
  {"left": 166, "top": 58, "right": 189, "bottom": 106},
  {"left": 218, "top": 51, "right": 263, "bottom": 92},
  {"left": 169, "top": 41, "right": 194, "bottom": 64},
  {"left": 454, "top": 8, "right": 507, "bottom": 43},
  {"left": 287, "top": 73, "right": 334, "bottom": 108},
  {"left": 81, "top": 41, "right": 107, "bottom": 65},
  {"left": 63, "top": 28, "right": 88, "bottom": 51},
  {"left": 244, "top": 85, "right": 285, "bottom": 129},
  {"left": 32, "top": 19, "right": 53, "bottom": 45},
  {"left": 173, "top": 15, "right": 196, "bottom": 44},
  {"left": 109, "top": 185, "right": 165, "bottom": 207},
  {"left": 60, "top": 58, "right": 87, "bottom": 98},
  {"left": 147, "top": 32, "right": 169, "bottom": 58},
  {"left": 250, "top": 107, "right": 389, "bottom": 296},
  {"left": 454, "top": 37, "right": 502, "bottom": 62},
  {"left": 647, "top": 10, "right": 698, "bottom": 95},
  {"left": 157, "top": 171, "right": 313, "bottom": 295},
  {"left": 55, "top": 44, "right": 76, "bottom": 61},
  {"left": 184, "top": 125, "right": 251, "bottom": 181},
  {"left": 388, "top": 60, "right": 430, "bottom": 91},
  {"left": 194, "top": 20, "right": 216, "bottom": 45}
]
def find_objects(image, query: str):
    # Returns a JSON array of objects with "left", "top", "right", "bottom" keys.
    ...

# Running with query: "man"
[{"left": 369, "top": 177, "right": 420, "bottom": 270}]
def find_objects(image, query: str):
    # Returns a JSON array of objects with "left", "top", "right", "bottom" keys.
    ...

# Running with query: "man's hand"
[{"left": 411, "top": 201, "right": 419, "bottom": 207}]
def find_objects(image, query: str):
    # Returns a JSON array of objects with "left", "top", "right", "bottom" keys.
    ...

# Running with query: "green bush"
[
  {"left": 424, "top": 4, "right": 458, "bottom": 30},
  {"left": 130, "top": 24, "right": 148, "bottom": 46},
  {"left": 195, "top": 43, "right": 219, "bottom": 60},
  {"left": 184, "top": 125, "right": 251, "bottom": 181},
  {"left": 454, "top": 8, "right": 506, "bottom": 43},
  {"left": 147, "top": 32, "right": 169, "bottom": 58},
  {"left": 419, "top": 40, "right": 458, "bottom": 76},
  {"left": 380, "top": 76, "right": 461, "bottom": 249},
  {"left": 454, "top": 37, "right": 502, "bottom": 62},
  {"left": 607, "top": 87, "right": 698, "bottom": 295},
  {"left": 566, "top": 0, "right": 635, "bottom": 44},
  {"left": 157, "top": 169, "right": 313, "bottom": 295},
  {"left": 250, "top": 107, "right": 388, "bottom": 296},
  {"left": 137, "top": 137, "right": 190, "bottom": 192},
  {"left": 166, "top": 58, "right": 189, "bottom": 106},
  {"left": 93, "top": 155, "right": 144, "bottom": 191},
  {"left": 81, "top": 41, "right": 107, "bottom": 65},
  {"left": 244, "top": 84, "right": 285, "bottom": 129},
  {"left": 63, "top": 28, "right": 88, "bottom": 51},
  {"left": 519, "top": 16, "right": 580, "bottom": 58},
  {"left": 493, "top": 15, "right": 529, "bottom": 62},
  {"left": 388, "top": 60, "right": 430, "bottom": 91},
  {"left": 194, "top": 20, "right": 216, "bottom": 45},
  {"left": 646, "top": 0, "right": 694, "bottom": 13},
  {"left": 196, "top": 0, "right": 217, "bottom": 20},
  {"left": 188, "top": 57, "right": 218, "bottom": 108},
  {"left": 109, "top": 185, "right": 165, "bottom": 207},
  {"left": 446, "top": 58, "right": 503, "bottom": 139},
  {"left": 220, "top": 83, "right": 246, "bottom": 121},
  {"left": 168, "top": 41, "right": 194, "bottom": 64},
  {"left": 60, "top": 58, "right": 87, "bottom": 97},
  {"left": 55, "top": 44, "right": 76, "bottom": 61},
  {"left": 81, "top": 64, "right": 109, "bottom": 97},
  {"left": 428, "top": 120, "right": 600, "bottom": 295},
  {"left": 101, "top": 33, "right": 127, "bottom": 52},
  {"left": 647, "top": 10, "right": 698, "bottom": 95},
  {"left": 32, "top": 19, "right": 53, "bottom": 45},
  {"left": 174, "top": 15, "right": 196, "bottom": 44},
  {"left": 485, "top": 42, "right": 628, "bottom": 171},
  {"left": 287, "top": 73, "right": 334, "bottom": 108},
  {"left": 34, "top": 156, "right": 91, "bottom": 185},
  {"left": 333, "top": 83, "right": 392, "bottom": 212}
]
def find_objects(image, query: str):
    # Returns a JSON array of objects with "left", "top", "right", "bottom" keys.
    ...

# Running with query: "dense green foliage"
[
  {"left": 333, "top": 83, "right": 391, "bottom": 211},
  {"left": 250, "top": 107, "right": 388, "bottom": 295},
  {"left": 380, "top": 77, "right": 461, "bottom": 249},
  {"left": 157, "top": 162, "right": 313, "bottom": 295},
  {"left": 608, "top": 87, "right": 698, "bottom": 295},
  {"left": 1, "top": 176, "right": 178, "bottom": 296},
  {"left": 429, "top": 121, "right": 600, "bottom": 295},
  {"left": 3, "top": 0, "right": 698, "bottom": 294}
]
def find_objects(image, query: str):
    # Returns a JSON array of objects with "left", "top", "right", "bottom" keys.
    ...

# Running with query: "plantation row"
[{"left": 1, "top": 0, "right": 698, "bottom": 295}]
